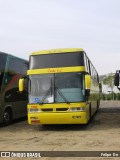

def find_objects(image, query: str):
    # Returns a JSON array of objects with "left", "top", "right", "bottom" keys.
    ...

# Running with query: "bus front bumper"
[{"left": 28, "top": 112, "right": 89, "bottom": 125}]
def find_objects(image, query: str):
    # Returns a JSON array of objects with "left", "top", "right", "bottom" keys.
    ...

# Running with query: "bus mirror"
[
  {"left": 85, "top": 89, "right": 90, "bottom": 97},
  {"left": 114, "top": 72, "right": 119, "bottom": 86},
  {"left": 85, "top": 74, "right": 91, "bottom": 89},
  {"left": 19, "top": 78, "right": 24, "bottom": 92}
]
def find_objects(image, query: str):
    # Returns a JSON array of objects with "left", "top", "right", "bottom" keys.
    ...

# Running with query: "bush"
[{"left": 100, "top": 93, "right": 120, "bottom": 100}]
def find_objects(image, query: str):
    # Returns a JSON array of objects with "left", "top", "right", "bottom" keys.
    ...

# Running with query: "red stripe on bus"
[{"left": 2, "top": 74, "right": 21, "bottom": 94}]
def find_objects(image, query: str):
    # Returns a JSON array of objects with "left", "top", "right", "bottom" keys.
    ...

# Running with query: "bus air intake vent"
[
  {"left": 56, "top": 108, "right": 69, "bottom": 111},
  {"left": 41, "top": 109, "right": 53, "bottom": 112}
]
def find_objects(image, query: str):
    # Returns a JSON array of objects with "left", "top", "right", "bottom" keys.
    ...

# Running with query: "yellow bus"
[{"left": 19, "top": 48, "right": 100, "bottom": 125}]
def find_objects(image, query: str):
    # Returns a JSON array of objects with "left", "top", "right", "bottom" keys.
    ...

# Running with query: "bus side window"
[
  {"left": 5, "top": 87, "right": 27, "bottom": 102},
  {"left": 84, "top": 53, "right": 90, "bottom": 74},
  {"left": 0, "top": 72, "right": 4, "bottom": 90}
]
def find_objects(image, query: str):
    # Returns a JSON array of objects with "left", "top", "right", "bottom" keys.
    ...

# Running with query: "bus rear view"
[{"left": 19, "top": 48, "right": 100, "bottom": 125}]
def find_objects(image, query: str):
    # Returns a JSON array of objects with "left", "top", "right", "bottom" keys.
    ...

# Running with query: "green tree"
[{"left": 103, "top": 74, "right": 114, "bottom": 100}]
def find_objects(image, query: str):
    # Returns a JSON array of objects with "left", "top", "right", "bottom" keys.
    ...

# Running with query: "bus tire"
[
  {"left": 3, "top": 108, "right": 12, "bottom": 126},
  {"left": 96, "top": 100, "right": 100, "bottom": 112},
  {"left": 89, "top": 103, "right": 91, "bottom": 121}
]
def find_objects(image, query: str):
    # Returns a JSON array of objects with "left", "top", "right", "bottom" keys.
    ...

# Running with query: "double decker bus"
[
  {"left": 0, "top": 52, "right": 28, "bottom": 126},
  {"left": 19, "top": 48, "right": 100, "bottom": 125}
]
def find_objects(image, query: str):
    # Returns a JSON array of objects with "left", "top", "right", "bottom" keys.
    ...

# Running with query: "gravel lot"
[{"left": 0, "top": 101, "right": 120, "bottom": 160}]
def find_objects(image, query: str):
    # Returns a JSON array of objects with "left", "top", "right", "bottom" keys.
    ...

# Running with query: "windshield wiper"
[
  {"left": 55, "top": 87, "right": 70, "bottom": 104},
  {"left": 39, "top": 87, "right": 52, "bottom": 105},
  {"left": 39, "top": 79, "right": 52, "bottom": 105}
]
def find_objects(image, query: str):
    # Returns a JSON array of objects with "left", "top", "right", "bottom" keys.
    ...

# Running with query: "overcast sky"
[{"left": 0, "top": 0, "right": 120, "bottom": 75}]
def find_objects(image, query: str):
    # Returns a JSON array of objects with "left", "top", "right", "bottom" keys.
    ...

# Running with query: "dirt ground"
[{"left": 0, "top": 101, "right": 120, "bottom": 160}]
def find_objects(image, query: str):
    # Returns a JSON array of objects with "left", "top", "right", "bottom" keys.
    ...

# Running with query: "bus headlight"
[
  {"left": 28, "top": 109, "right": 41, "bottom": 113},
  {"left": 70, "top": 107, "right": 86, "bottom": 112}
]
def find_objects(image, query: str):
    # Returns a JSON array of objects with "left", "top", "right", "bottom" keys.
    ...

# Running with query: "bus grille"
[
  {"left": 56, "top": 108, "right": 69, "bottom": 111},
  {"left": 41, "top": 108, "right": 69, "bottom": 112},
  {"left": 41, "top": 109, "right": 53, "bottom": 112}
]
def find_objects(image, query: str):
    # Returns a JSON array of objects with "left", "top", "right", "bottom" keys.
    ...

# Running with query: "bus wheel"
[
  {"left": 96, "top": 100, "right": 100, "bottom": 112},
  {"left": 89, "top": 103, "right": 91, "bottom": 121},
  {"left": 97, "top": 100, "right": 100, "bottom": 109},
  {"left": 3, "top": 109, "right": 12, "bottom": 126}
]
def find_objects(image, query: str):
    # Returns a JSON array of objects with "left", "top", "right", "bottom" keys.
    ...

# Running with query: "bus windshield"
[{"left": 29, "top": 72, "right": 85, "bottom": 104}]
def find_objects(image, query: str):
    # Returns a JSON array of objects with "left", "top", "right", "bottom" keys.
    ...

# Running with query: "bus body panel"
[
  {"left": 27, "top": 66, "right": 86, "bottom": 75},
  {"left": 28, "top": 112, "right": 88, "bottom": 124},
  {"left": 28, "top": 102, "right": 90, "bottom": 124}
]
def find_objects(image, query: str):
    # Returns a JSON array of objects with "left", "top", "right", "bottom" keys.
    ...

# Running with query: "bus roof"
[
  {"left": 0, "top": 51, "right": 28, "bottom": 62},
  {"left": 31, "top": 48, "right": 84, "bottom": 55}
]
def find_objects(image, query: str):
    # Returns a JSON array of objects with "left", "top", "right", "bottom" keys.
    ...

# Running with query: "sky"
[{"left": 0, "top": 0, "right": 120, "bottom": 75}]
